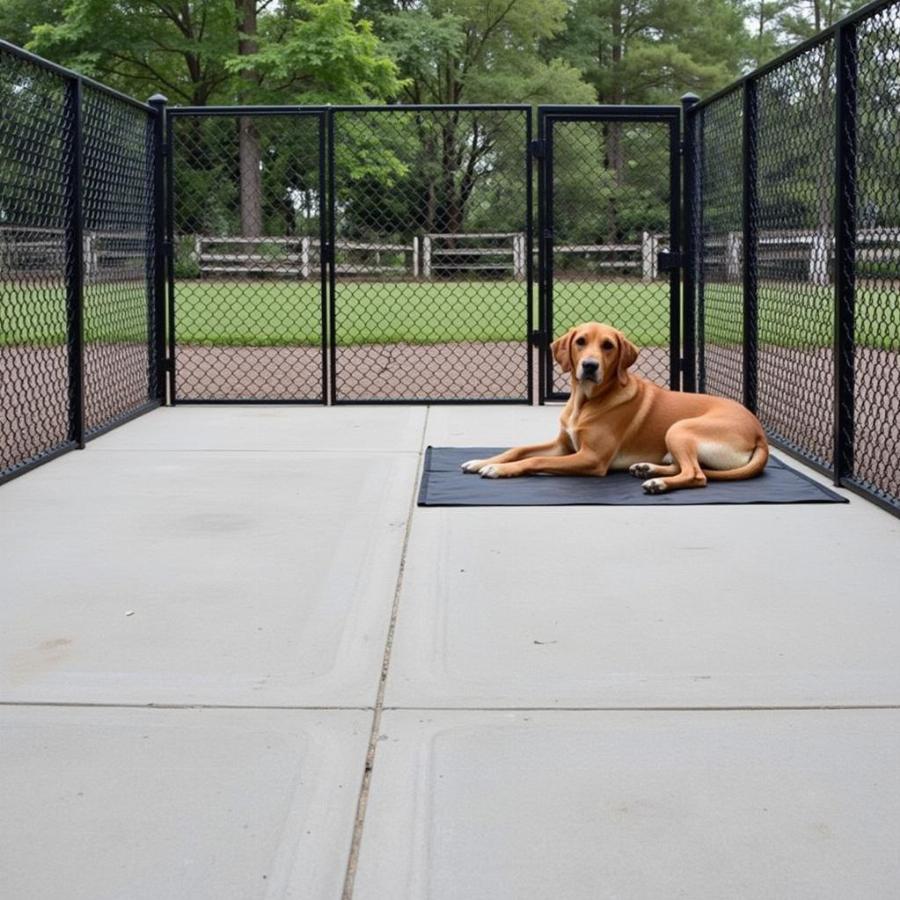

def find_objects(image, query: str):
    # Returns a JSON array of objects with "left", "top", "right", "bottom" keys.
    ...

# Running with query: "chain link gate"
[
  {"left": 329, "top": 105, "right": 533, "bottom": 403},
  {"left": 167, "top": 108, "right": 327, "bottom": 403},
  {"left": 536, "top": 106, "right": 682, "bottom": 401}
]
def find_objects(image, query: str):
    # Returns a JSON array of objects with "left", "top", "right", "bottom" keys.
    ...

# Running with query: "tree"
[
  {"left": 350, "top": 0, "right": 593, "bottom": 239},
  {"left": 27, "top": 0, "right": 401, "bottom": 237}
]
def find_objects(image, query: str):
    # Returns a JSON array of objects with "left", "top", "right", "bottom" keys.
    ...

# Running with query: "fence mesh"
[
  {"left": 1, "top": 44, "right": 159, "bottom": 482},
  {"left": 170, "top": 112, "right": 324, "bottom": 401},
  {"left": 853, "top": 2, "right": 900, "bottom": 505},
  {"left": 547, "top": 117, "right": 674, "bottom": 395},
  {"left": 331, "top": 108, "right": 530, "bottom": 402},
  {"left": 755, "top": 42, "right": 836, "bottom": 469},
  {"left": 696, "top": 91, "right": 743, "bottom": 403},
  {"left": 82, "top": 84, "right": 157, "bottom": 433},
  {"left": 1, "top": 50, "right": 72, "bottom": 478}
]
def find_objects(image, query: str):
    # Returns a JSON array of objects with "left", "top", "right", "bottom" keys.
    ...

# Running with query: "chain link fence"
[
  {"left": 169, "top": 110, "right": 325, "bottom": 402},
  {"left": 1, "top": 41, "right": 161, "bottom": 484},
  {"left": 689, "top": 0, "right": 900, "bottom": 515},
  {"left": 694, "top": 89, "right": 744, "bottom": 404},
  {"left": 330, "top": 107, "right": 532, "bottom": 403},
  {"left": 82, "top": 85, "right": 159, "bottom": 434}
]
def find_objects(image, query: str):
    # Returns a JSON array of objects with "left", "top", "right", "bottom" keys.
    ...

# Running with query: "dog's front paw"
[
  {"left": 629, "top": 463, "right": 653, "bottom": 478},
  {"left": 480, "top": 463, "right": 517, "bottom": 479},
  {"left": 642, "top": 478, "right": 668, "bottom": 494},
  {"left": 461, "top": 459, "right": 488, "bottom": 474}
]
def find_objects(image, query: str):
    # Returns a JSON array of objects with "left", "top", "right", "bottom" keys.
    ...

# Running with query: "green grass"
[
  {"left": 172, "top": 279, "right": 672, "bottom": 347},
  {"left": 2, "top": 278, "right": 898, "bottom": 349},
  {"left": 703, "top": 283, "right": 900, "bottom": 350}
]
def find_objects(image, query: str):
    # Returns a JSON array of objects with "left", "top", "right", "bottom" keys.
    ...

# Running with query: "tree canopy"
[
  {"left": 0, "top": 0, "right": 878, "bottom": 242},
  {"left": 5, "top": 0, "right": 877, "bottom": 108}
]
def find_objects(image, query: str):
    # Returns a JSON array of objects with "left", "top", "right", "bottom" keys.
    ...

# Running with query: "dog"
[{"left": 462, "top": 322, "right": 768, "bottom": 493}]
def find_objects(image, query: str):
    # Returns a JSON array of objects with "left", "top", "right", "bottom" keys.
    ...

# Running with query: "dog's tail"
[{"left": 703, "top": 440, "right": 769, "bottom": 482}]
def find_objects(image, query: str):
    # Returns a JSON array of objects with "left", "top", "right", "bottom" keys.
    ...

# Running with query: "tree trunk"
[
  {"left": 235, "top": 0, "right": 262, "bottom": 237},
  {"left": 239, "top": 118, "right": 263, "bottom": 237},
  {"left": 442, "top": 118, "right": 461, "bottom": 242}
]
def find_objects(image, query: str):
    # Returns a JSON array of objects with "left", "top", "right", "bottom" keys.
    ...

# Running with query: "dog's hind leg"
[{"left": 641, "top": 423, "right": 707, "bottom": 494}]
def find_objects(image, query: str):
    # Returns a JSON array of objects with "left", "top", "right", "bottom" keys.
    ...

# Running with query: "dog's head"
[{"left": 551, "top": 323, "right": 639, "bottom": 389}]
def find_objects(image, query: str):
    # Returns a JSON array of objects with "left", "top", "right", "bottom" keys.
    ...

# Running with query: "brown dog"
[{"left": 462, "top": 322, "right": 768, "bottom": 493}]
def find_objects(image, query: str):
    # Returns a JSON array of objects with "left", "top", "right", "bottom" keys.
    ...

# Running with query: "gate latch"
[
  {"left": 657, "top": 251, "right": 682, "bottom": 272},
  {"left": 530, "top": 330, "right": 548, "bottom": 348}
]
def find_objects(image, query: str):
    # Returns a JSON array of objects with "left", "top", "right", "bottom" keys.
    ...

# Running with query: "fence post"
[
  {"left": 63, "top": 76, "right": 85, "bottom": 448},
  {"left": 513, "top": 233, "right": 525, "bottom": 280},
  {"left": 641, "top": 231, "right": 653, "bottom": 281},
  {"left": 148, "top": 94, "right": 168, "bottom": 404},
  {"left": 83, "top": 233, "right": 94, "bottom": 277},
  {"left": 834, "top": 23, "right": 857, "bottom": 485},
  {"left": 301, "top": 236, "right": 310, "bottom": 279},
  {"left": 412, "top": 236, "right": 419, "bottom": 278},
  {"left": 423, "top": 234, "right": 432, "bottom": 279},
  {"left": 809, "top": 229, "right": 829, "bottom": 285},
  {"left": 726, "top": 232, "right": 741, "bottom": 280},
  {"left": 741, "top": 78, "right": 759, "bottom": 414},
  {"left": 681, "top": 92, "right": 700, "bottom": 393}
]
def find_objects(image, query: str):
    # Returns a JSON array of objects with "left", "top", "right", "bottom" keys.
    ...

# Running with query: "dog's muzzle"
[{"left": 578, "top": 359, "right": 601, "bottom": 382}]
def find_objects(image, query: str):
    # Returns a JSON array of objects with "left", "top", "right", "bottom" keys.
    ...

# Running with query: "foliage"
[{"left": 0, "top": 0, "right": 885, "bottom": 243}]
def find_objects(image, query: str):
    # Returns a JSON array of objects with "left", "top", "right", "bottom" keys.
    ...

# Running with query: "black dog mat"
[{"left": 418, "top": 447, "right": 849, "bottom": 507}]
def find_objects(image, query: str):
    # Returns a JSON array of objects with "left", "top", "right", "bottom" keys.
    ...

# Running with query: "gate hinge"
[
  {"left": 323, "top": 242, "right": 334, "bottom": 264},
  {"left": 657, "top": 250, "right": 682, "bottom": 271},
  {"left": 530, "top": 330, "right": 548, "bottom": 348},
  {"left": 529, "top": 139, "right": 546, "bottom": 159}
]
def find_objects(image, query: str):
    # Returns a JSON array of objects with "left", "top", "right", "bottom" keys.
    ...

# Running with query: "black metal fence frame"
[
  {"left": 0, "top": 40, "right": 164, "bottom": 486},
  {"left": 682, "top": 0, "right": 899, "bottom": 518}
]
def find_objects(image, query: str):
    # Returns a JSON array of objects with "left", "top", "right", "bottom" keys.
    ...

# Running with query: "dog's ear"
[
  {"left": 551, "top": 329, "right": 576, "bottom": 374},
  {"left": 616, "top": 335, "right": 639, "bottom": 385}
]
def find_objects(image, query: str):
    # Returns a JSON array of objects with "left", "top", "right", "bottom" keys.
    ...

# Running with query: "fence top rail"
[
  {"left": 170, "top": 105, "right": 326, "bottom": 117},
  {"left": 425, "top": 232, "right": 523, "bottom": 239},
  {"left": 541, "top": 104, "right": 680, "bottom": 117},
  {"left": 0, "top": 39, "right": 155, "bottom": 115},
  {"left": 333, "top": 103, "right": 529, "bottom": 113},
  {"left": 554, "top": 243, "right": 662, "bottom": 252},
  {"left": 171, "top": 103, "right": 530, "bottom": 115},
  {"left": 194, "top": 235, "right": 311, "bottom": 244},
  {"left": 689, "top": 0, "right": 896, "bottom": 114}
]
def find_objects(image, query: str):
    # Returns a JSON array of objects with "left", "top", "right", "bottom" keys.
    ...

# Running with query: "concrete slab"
[
  {"left": 0, "top": 446, "right": 417, "bottom": 706},
  {"left": 0, "top": 706, "right": 369, "bottom": 900},
  {"left": 354, "top": 709, "right": 900, "bottom": 900},
  {"left": 388, "top": 446, "right": 900, "bottom": 708},
  {"left": 90, "top": 406, "right": 426, "bottom": 453},
  {"left": 424, "top": 403, "right": 561, "bottom": 448}
]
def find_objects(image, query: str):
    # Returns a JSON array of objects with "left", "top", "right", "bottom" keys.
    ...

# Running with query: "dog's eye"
[
  {"left": 601, "top": 340, "right": 615, "bottom": 351},
  {"left": 574, "top": 336, "right": 586, "bottom": 347}
]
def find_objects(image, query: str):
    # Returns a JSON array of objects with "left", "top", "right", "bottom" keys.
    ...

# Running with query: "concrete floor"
[{"left": 2, "top": 405, "right": 900, "bottom": 900}]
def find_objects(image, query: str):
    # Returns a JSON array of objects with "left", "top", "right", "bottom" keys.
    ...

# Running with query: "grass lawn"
[
  {"left": 171, "top": 279, "right": 672, "bottom": 346},
  {"left": 2, "top": 278, "right": 898, "bottom": 349}
]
